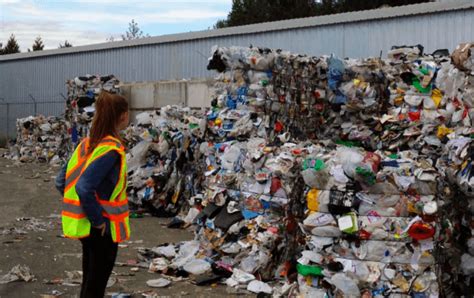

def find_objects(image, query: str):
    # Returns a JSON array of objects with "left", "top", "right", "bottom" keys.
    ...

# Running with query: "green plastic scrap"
[
  {"left": 338, "top": 212, "right": 359, "bottom": 234},
  {"left": 130, "top": 212, "right": 143, "bottom": 219},
  {"left": 355, "top": 166, "right": 376, "bottom": 185},
  {"left": 148, "top": 128, "right": 158, "bottom": 138},
  {"left": 189, "top": 123, "right": 199, "bottom": 129},
  {"left": 419, "top": 68, "right": 430, "bottom": 75},
  {"left": 335, "top": 139, "right": 362, "bottom": 148},
  {"left": 162, "top": 131, "right": 170, "bottom": 140},
  {"left": 296, "top": 263, "right": 324, "bottom": 277},
  {"left": 303, "top": 158, "right": 325, "bottom": 171},
  {"left": 412, "top": 79, "right": 431, "bottom": 94},
  {"left": 412, "top": 68, "right": 432, "bottom": 93}
]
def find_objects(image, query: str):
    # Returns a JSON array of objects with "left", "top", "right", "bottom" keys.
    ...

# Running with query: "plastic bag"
[
  {"left": 329, "top": 273, "right": 360, "bottom": 296},
  {"left": 172, "top": 241, "right": 200, "bottom": 268},
  {"left": 460, "top": 253, "right": 474, "bottom": 275},
  {"left": 127, "top": 141, "right": 152, "bottom": 172},
  {"left": 302, "top": 168, "right": 330, "bottom": 189},
  {"left": 247, "top": 280, "right": 272, "bottom": 294},
  {"left": 183, "top": 259, "right": 211, "bottom": 275},
  {"left": 220, "top": 145, "right": 241, "bottom": 170},
  {"left": 335, "top": 147, "right": 364, "bottom": 179}
]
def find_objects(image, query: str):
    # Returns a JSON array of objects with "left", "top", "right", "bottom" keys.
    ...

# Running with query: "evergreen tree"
[
  {"left": 121, "top": 19, "right": 150, "bottom": 40},
  {"left": 214, "top": 19, "right": 228, "bottom": 29},
  {"left": 59, "top": 40, "right": 73, "bottom": 48},
  {"left": 2, "top": 34, "right": 20, "bottom": 54},
  {"left": 216, "top": 0, "right": 432, "bottom": 28},
  {"left": 32, "top": 36, "right": 44, "bottom": 51}
]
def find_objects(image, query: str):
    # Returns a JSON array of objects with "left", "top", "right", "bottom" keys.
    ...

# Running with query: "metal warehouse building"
[{"left": 1, "top": 0, "right": 474, "bottom": 137}]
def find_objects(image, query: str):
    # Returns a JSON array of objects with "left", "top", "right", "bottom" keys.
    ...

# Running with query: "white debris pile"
[{"left": 5, "top": 115, "right": 69, "bottom": 165}]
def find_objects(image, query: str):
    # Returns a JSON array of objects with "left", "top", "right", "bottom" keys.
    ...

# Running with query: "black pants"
[{"left": 80, "top": 227, "right": 118, "bottom": 298}]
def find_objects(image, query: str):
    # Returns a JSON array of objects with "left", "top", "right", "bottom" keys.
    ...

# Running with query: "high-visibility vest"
[{"left": 61, "top": 136, "right": 130, "bottom": 243}]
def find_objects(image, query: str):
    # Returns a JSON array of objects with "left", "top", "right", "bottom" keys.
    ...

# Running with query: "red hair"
[{"left": 88, "top": 91, "right": 128, "bottom": 154}]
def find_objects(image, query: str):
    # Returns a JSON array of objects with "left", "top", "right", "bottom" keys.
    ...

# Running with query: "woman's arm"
[
  {"left": 76, "top": 151, "right": 120, "bottom": 227},
  {"left": 55, "top": 162, "right": 67, "bottom": 195}
]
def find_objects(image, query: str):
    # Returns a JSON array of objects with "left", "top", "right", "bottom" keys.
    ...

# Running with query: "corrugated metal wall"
[{"left": 1, "top": 8, "right": 473, "bottom": 137}]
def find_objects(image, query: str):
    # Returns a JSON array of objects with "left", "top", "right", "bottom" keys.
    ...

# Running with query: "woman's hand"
[{"left": 94, "top": 223, "right": 106, "bottom": 236}]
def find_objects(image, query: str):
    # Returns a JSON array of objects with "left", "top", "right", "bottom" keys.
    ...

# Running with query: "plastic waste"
[
  {"left": 183, "top": 259, "right": 211, "bottom": 275},
  {"left": 0, "top": 265, "right": 35, "bottom": 284},
  {"left": 460, "top": 253, "right": 474, "bottom": 275},
  {"left": 11, "top": 43, "right": 474, "bottom": 297},
  {"left": 296, "top": 264, "right": 324, "bottom": 277},
  {"left": 146, "top": 278, "right": 172, "bottom": 288},
  {"left": 247, "top": 280, "right": 272, "bottom": 294},
  {"left": 329, "top": 273, "right": 360, "bottom": 296}
]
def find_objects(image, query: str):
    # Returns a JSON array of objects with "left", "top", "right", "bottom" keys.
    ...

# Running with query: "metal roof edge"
[{"left": 1, "top": 0, "right": 473, "bottom": 62}]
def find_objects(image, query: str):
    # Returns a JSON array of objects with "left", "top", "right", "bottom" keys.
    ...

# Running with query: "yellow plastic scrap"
[
  {"left": 392, "top": 273, "right": 410, "bottom": 292},
  {"left": 393, "top": 87, "right": 406, "bottom": 106},
  {"left": 263, "top": 147, "right": 273, "bottom": 154},
  {"left": 413, "top": 281, "right": 425, "bottom": 292},
  {"left": 171, "top": 188, "right": 180, "bottom": 204},
  {"left": 354, "top": 79, "right": 369, "bottom": 90},
  {"left": 431, "top": 89, "right": 443, "bottom": 108},
  {"left": 394, "top": 96, "right": 404, "bottom": 106},
  {"left": 437, "top": 125, "right": 454, "bottom": 139},
  {"left": 407, "top": 201, "right": 419, "bottom": 214},
  {"left": 396, "top": 87, "right": 406, "bottom": 94},
  {"left": 307, "top": 188, "right": 320, "bottom": 212},
  {"left": 141, "top": 130, "right": 150, "bottom": 139},
  {"left": 422, "top": 251, "right": 432, "bottom": 257}
]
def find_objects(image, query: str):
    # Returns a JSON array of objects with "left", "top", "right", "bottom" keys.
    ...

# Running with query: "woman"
[{"left": 55, "top": 91, "right": 130, "bottom": 298}]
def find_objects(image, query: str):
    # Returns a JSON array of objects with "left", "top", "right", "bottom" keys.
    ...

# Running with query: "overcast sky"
[{"left": 0, "top": 0, "right": 232, "bottom": 51}]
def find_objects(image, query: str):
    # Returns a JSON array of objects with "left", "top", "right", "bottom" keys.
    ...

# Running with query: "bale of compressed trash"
[
  {"left": 4, "top": 74, "right": 121, "bottom": 164},
  {"left": 65, "top": 74, "right": 121, "bottom": 145},
  {"left": 5, "top": 115, "right": 69, "bottom": 165},
  {"left": 132, "top": 44, "right": 473, "bottom": 296}
]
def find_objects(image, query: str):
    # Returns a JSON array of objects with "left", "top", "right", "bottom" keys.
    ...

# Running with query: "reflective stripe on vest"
[{"left": 61, "top": 136, "right": 130, "bottom": 243}]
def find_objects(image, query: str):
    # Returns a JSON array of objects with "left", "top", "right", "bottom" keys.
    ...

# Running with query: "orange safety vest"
[{"left": 61, "top": 136, "right": 130, "bottom": 243}]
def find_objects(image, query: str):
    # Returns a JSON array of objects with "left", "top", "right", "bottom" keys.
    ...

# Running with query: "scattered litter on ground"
[
  {"left": 1, "top": 217, "right": 54, "bottom": 236},
  {"left": 146, "top": 277, "right": 172, "bottom": 288},
  {"left": 44, "top": 270, "right": 82, "bottom": 287},
  {"left": 110, "top": 293, "right": 132, "bottom": 298},
  {"left": 107, "top": 276, "right": 117, "bottom": 288},
  {"left": 0, "top": 264, "right": 35, "bottom": 284},
  {"left": 40, "top": 290, "right": 64, "bottom": 298}
]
